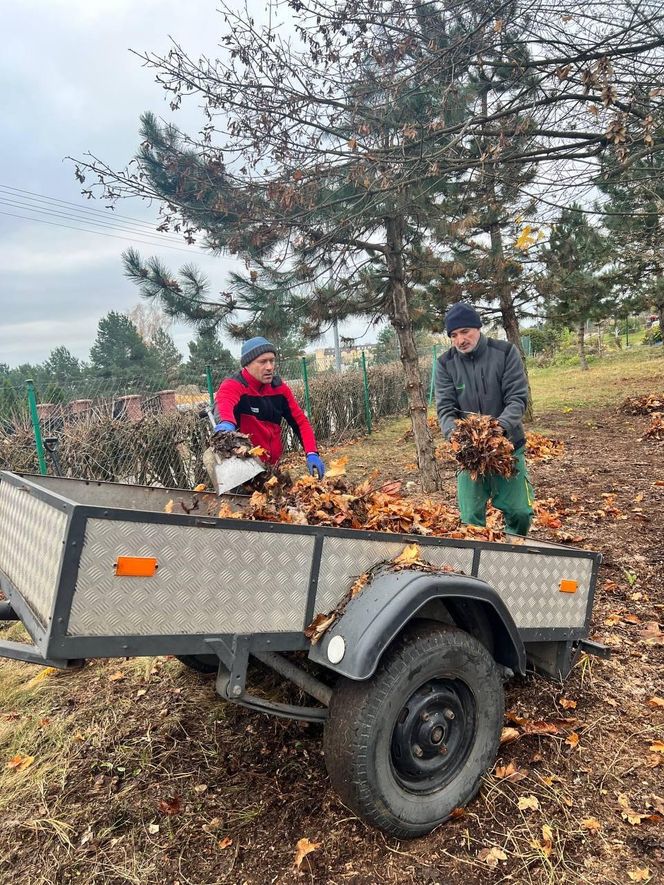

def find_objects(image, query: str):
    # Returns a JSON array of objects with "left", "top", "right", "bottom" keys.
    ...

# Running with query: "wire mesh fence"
[{"left": 0, "top": 353, "right": 438, "bottom": 489}]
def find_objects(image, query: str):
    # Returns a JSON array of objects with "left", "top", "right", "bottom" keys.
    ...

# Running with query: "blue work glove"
[
  {"left": 306, "top": 452, "right": 325, "bottom": 478},
  {"left": 214, "top": 421, "right": 236, "bottom": 432}
]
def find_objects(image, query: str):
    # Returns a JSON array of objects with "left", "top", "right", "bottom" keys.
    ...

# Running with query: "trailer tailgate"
[{"left": 0, "top": 478, "right": 69, "bottom": 627}]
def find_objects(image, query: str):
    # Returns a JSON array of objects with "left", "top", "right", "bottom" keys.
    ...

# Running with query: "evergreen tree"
[
  {"left": 74, "top": 0, "right": 664, "bottom": 488},
  {"left": 182, "top": 330, "right": 234, "bottom": 386},
  {"left": 538, "top": 207, "right": 613, "bottom": 370},
  {"left": 43, "top": 346, "right": 82, "bottom": 380},
  {"left": 148, "top": 328, "right": 183, "bottom": 385},
  {"left": 598, "top": 143, "right": 664, "bottom": 331},
  {"left": 89, "top": 312, "right": 160, "bottom": 387}
]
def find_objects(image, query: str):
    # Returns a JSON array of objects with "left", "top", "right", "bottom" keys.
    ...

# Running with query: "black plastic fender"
[{"left": 308, "top": 570, "right": 526, "bottom": 679}]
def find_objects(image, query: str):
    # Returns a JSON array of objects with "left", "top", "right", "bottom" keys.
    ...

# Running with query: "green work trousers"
[{"left": 457, "top": 446, "right": 534, "bottom": 537}]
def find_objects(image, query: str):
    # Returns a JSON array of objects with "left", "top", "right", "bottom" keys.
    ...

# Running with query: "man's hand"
[
  {"left": 214, "top": 421, "right": 237, "bottom": 433},
  {"left": 306, "top": 452, "right": 325, "bottom": 478}
]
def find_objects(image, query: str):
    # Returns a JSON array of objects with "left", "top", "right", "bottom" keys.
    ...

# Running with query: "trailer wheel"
[
  {"left": 323, "top": 623, "right": 503, "bottom": 839},
  {"left": 176, "top": 654, "right": 218, "bottom": 675}
]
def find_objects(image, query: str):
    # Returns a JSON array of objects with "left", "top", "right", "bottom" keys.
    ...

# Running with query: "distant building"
[{"left": 311, "top": 343, "right": 377, "bottom": 372}]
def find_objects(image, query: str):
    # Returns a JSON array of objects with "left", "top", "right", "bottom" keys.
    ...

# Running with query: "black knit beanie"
[{"left": 445, "top": 303, "right": 482, "bottom": 335}]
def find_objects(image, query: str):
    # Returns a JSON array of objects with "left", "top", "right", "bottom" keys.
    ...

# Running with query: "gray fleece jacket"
[{"left": 434, "top": 334, "right": 528, "bottom": 449}]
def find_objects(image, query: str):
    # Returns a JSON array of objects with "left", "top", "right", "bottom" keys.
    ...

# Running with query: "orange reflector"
[
  {"left": 115, "top": 556, "right": 158, "bottom": 577},
  {"left": 559, "top": 579, "right": 578, "bottom": 594}
]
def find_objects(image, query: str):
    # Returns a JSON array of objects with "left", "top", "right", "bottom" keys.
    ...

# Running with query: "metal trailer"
[{"left": 0, "top": 470, "right": 605, "bottom": 838}]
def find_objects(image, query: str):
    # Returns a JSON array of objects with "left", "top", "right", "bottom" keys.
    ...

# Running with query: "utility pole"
[{"left": 333, "top": 317, "right": 342, "bottom": 373}]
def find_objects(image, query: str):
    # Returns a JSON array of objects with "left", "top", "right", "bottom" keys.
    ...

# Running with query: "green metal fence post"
[
  {"left": 301, "top": 357, "right": 312, "bottom": 420},
  {"left": 205, "top": 365, "right": 215, "bottom": 408},
  {"left": 26, "top": 379, "right": 47, "bottom": 475},
  {"left": 428, "top": 344, "right": 438, "bottom": 407},
  {"left": 361, "top": 351, "right": 372, "bottom": 434}
]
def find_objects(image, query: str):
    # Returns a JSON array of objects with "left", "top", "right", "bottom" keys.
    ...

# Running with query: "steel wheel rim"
[{"left": 390, "top": 677, "right": 476, "bottom": 793}]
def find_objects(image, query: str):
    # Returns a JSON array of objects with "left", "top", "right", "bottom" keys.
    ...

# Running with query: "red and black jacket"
[{"left": 214, "top": 369, "right": 318, "bottom": 464}]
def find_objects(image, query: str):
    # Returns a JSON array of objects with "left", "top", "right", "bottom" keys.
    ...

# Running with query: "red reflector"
[{"left": 115, "top": 556, "right": 158, "bottom": 577}]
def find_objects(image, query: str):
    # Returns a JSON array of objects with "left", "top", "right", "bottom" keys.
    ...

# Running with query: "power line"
[
  {"left": 0, "top": 210, "right": 209, "bottom": 255},
  {"left": 0, "top": 188, "right": 194, "bottom": 246},
  {"left": 0, "top": 196, "right": 200, "bottom": 249},
  {"left": 0, "top": 183, "right": 183, "bottom": 233}
]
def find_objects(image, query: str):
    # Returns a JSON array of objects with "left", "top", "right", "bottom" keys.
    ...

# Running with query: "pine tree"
[
  {"left": 43, "top": 347, "right": 82, "bottom": 380},
  {"left": 148, "top": 328, "right": 182, "bottom": 385},
  {"left": 74, "top": 0, "right": 664, "bottom": 488},
  {"left": 538, "top": 207, "right": 613, "bottom": 370},
  {"left": 182, "top": 330, "right": 234, "bottom": 386},
  {"left": 598, "top": 146, "right": 664, "bottom": 332},
  {"left": 89, "top": 312, "right": 160, "bottom": 387}
]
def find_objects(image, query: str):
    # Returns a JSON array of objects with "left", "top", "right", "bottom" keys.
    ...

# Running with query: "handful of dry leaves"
[
  {"left": 450, "top": 414, "right": 515, "bottom": 481},
  {"left": 210, "top": 429, "right": 266, "bottom": 460}
]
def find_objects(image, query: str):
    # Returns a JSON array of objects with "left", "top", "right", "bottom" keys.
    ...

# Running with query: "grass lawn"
[{"left": 528, "top": 345, "right": 664, "bottom": 413}]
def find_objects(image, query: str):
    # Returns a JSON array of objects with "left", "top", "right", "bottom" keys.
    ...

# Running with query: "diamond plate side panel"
[
  {"left": 477, "top": 550, "right": 593, "bottom": 628},
  {"left": 0, "top": 482, "right": 68, "bottom": 625},
  {"left": 315, "top": 537, "right": 474, "bottom": 613},
  {"left": 68, "top": 519, "right": 315, "bottom": 636}
]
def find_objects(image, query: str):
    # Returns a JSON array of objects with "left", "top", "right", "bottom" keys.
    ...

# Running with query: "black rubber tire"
[
  {"left": 323, "top": 623, "right": 504, "bottom": 839},
  {"left": 175, "top": 654, "right": 218, "bottom": 675}
]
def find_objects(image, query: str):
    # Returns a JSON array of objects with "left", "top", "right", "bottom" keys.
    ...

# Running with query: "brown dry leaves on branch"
[
  {"left": 450, "top": 415, "right": 515, "bottom": 481},
  {"left": 619, "top": 393, "right": 664, "bottom": 415}
]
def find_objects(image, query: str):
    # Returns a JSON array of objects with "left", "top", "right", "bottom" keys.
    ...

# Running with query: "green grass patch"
[{"left": 529, "top": 346, "right": 664, "bottom": 413}]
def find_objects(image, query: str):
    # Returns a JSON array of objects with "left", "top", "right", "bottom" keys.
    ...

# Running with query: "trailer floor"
[{"left": 0, "top": 408, "right": 662, "bottom": 885}]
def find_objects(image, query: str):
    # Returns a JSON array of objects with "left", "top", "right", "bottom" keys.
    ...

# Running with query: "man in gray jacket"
[{"left": 435, "top": 302, "right": 534, "bottom": 536}]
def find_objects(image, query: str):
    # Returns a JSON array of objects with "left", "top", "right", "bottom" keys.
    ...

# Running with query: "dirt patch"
[{"left": 0, "top": 409, "right": 662, "bottom": 884}]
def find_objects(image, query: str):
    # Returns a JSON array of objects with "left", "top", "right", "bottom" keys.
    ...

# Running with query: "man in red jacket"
[{"left": 214, "top": 337, "right": 325, "bottom": 477}]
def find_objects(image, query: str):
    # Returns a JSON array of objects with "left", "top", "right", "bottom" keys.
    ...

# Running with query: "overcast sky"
[{"left": 0, "top": 0, "right": 373, "bottom": 369}]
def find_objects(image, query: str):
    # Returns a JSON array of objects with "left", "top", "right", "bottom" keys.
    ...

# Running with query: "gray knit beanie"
[{"left": 240, "top": 337, "right": 276, "bottom": 367}]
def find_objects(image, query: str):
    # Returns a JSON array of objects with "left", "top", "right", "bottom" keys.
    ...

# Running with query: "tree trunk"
[
  {"left": 578, "top": 321, "right": 589, "bottom": 370},
  {"left": 385, "top": 217, "right": 441, "bottom": 492},
  {"left": 489, "top": 222, "right": 534, "bottom": 421}
]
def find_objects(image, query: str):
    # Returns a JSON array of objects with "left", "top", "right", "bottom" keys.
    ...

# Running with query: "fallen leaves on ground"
[
  {"left": 525, "top": 432, "right": 565, "bottom": 461},
  {"left": 517, "top": 795, "right": 540, "bottom": 812},
  {"left": 293, "top": 837, "right": 320, "bottom": 869},
  {"left": 500, "top": 727, "right": 521, "bottom": 745},
  {"left": 157, "top": 796, "right": 182, "bottom": 816},
  {"left": 530, "top": 823, "right": 554, "bottom": 857},
  {"left": 494, "top": 762, "right": 528, "bottom": 782},
  {"left": 643, "top": 412, "right": 664, "bottom": 441},
  {"left": 581, "top": 817, "right": 602, "bottom": 832},
  {"left": 627, "top": 869, "right": 651, "bottom": 883},
  {"left": 618, "top": 793, "right": 649, "bottom": 825},
  {"left": 619, "top": 393, "right": 664, "bottom": 415},
  {"left": 26, "top": 667, "right": 58, "bottom": 687},
  {"left": 478, "top": 846, "right": 507, "bottom": 868},
  {"left": 6, "top": 753, "right": 35, "bottom": 771},
  {"left": 450, "top": 415, "right": 515, "bottom": 481}
]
